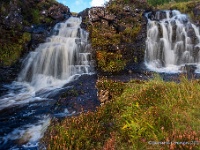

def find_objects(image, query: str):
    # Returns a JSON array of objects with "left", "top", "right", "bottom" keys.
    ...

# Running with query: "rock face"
[
  {"left": 78, "top": 0, "right": 150, "bottom": 73},
  {"left": 0, "top": 0, "right": 71, "bottom": 83}
]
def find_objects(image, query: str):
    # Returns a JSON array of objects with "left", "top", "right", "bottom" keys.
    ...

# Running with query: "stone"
[
  {"left": 88, "top": 7, "right": 105, "bottom": 22},
  {"left": 98, "top": 89, "right": 109, "bottom": 104},
  {"left": 104, "top": 14, "right": 116, "bottom": 21}
]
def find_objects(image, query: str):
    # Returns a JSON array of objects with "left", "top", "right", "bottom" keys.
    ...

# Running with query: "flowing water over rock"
[
  {"left": 145, "top": 10, "right": 200, "bottom": 73},
  {"left": 0, "top": 17, "right": 94, "bottom": 149}
]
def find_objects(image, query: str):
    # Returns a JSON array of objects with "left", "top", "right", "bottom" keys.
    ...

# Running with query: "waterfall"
[
  {"left": 18, "top": 17, "right": 94, "bottom": 90},
  {"left": 145, "top": 10, "right": 200, "bottom": 73},
  {"left": 0, "top": 17, "right": 94, "bottom": 149}
]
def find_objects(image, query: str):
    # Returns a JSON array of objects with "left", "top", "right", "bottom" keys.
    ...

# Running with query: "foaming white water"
[
  {"left": 145, "top": 10, "right": 200, "bottom": 73},
  {"left": 0, "top": 17, "right": 94, "bottom": 148},
  {"left": 18, "top": 17, "right": 93, "bottom": 91},
  {"left": 0, "top": 17, "right": 94, "bottom": 111},
  {"left": 3, "top": 115, "right": 50, "bottom": 149}
]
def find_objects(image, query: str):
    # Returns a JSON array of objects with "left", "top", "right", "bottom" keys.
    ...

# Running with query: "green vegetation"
[
  {"left": 86, "top": 0, "right": 148, "bottom": 73},
  {"left": 147, "top": 0, "right": 190, "bottom": 6},
  {"left": 0, "top": 0, "right": 61, "bottom": 66},
  {"left": 18, "top": 0, "right": 56, "bottom": 25},
  {"left": 42, "top": 76, "right": 200, "bottom": 150},
  {"left": 96, "top": 51, "right": 126, "bottom": 72},
  {"left": 0, "top": 31, "right": 31, "bottom": 66}
]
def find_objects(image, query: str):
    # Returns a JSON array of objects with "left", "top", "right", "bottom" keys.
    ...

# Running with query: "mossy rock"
[{"left": 84, "top": 0, "right": 148, "bottom": 73}]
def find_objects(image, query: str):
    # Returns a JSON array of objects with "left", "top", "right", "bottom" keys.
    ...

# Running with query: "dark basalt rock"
[{"left": 53, "top": 74, "right": 100, "bottom": 115}]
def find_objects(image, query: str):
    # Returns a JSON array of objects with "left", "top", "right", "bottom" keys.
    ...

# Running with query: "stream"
[
  {"left": 1, "top": 9, "right": 200, "bottom": 150},
  {"left": 0, "top": 17, "right": 96, "bottom": 149}
]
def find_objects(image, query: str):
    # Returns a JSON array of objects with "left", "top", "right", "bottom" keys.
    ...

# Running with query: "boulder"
[
  {"left": 104, "top": 14, "right": 116, "bottom": 21},
  {"left": 48, "top": 4, "right": 71, "bottom": 21},
  {"left": 88, "top": 7, "right": 105, "bottom": 22}
]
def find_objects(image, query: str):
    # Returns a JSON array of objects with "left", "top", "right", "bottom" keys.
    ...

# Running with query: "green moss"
[{"left": 0, "top": 32, "right": 31, "bottom": 66}]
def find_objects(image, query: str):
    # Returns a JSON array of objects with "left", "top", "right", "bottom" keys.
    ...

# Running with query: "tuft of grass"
[{"left": 42, "top": 76, "right": 200, "bottom": 149}]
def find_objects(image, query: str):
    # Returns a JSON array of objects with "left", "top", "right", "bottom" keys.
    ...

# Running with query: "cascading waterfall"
[
  {"left": 0, "top": 17, "right": 94, "bottom": 149},
  {"left": 145, "top": 10, "right": 200, "bottom": 73},
  {"left": 18, "top": 17, "right": 93, "bottom": 90}
]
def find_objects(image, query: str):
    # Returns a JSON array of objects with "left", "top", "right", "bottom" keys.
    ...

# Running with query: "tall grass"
[{"left": 42, "top": 76, "right": 200, "bottom": 149}]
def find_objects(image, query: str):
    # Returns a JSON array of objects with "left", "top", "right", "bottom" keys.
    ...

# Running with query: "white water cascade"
[
  {"left": 0, "top": 17, "right": 94, "bottom": 149},
  {"left": 145, "top": 10, "right": 200, "bottom": 73},
  {"left": 18, "top": 17, "right": 94, "bottom": 90}
]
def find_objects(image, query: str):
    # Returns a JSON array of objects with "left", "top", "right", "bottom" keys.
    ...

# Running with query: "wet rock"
[
  {"left": 53, "top": 75, "right": 100, "bottom": 115},
  {"left": 31, "top": 33, "right": 46, "bottom": 48},
  {"left": 183, "top": 64, "right": 197, "bottom": 79},
  {"left": 75, "top": 39, "right": 81, "bottom": 45}
]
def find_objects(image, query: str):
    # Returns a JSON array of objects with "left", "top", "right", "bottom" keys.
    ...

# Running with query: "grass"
[
  {"left": 96, "top": 51, "right": 126, "bottom": 72},
  {"left": 147, "top": 0, "right": 190, "bottom": 7},
  {"left": 42, "top": 75, "right": 200, "bottom": 150}
]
